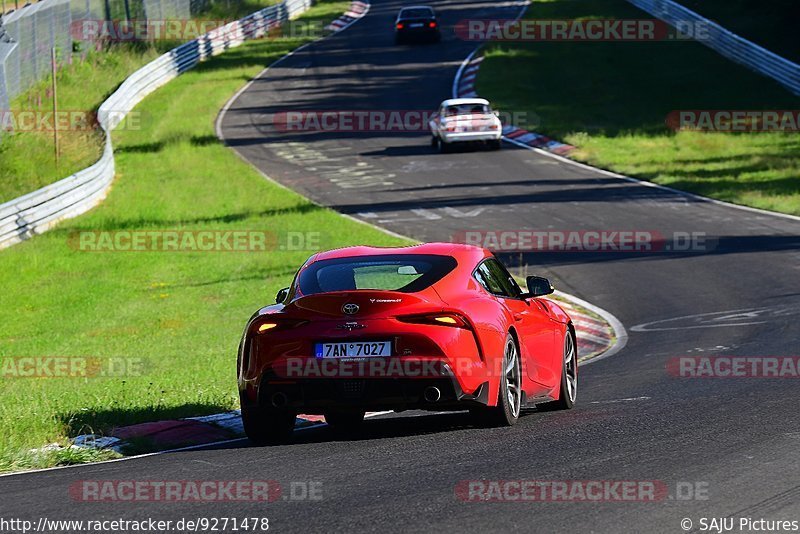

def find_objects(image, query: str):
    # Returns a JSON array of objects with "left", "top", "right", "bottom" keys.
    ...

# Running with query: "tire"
[
  {"left": 489, "top": 139, "right": 502, "bottom": 150},
  {"left": 431, "top": 135, "right": 439, "bottom": 148},
  {"left": 539, "top": 330, "right": 577, "bottom": 411},
  {"left": 242, "top": 406, "right": 296, "bottom": 445},
  {"left": 437, "top": 137, "right": 450, "bottom": 154},
  {"left": 324, "top": 409, "right": 365, "bottom": 432},
  {"left": 471, "top": 334, "right": 521, "bottom": 427}
]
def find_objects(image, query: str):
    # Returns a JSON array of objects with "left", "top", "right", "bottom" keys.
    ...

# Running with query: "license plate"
[
  {"left": 316, "top": 341, "right": 392, "bottom": 358},
  {"left": 409, "top": 22, "right": 423, "bottom": 28}
]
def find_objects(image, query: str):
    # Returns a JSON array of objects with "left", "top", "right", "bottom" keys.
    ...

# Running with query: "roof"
[
  {"left": 310, "top": 242, "right": 489, "bottom": 263},
  {"left": 399, "top": 5, "right": 434, "bottom": 12},
  {"left": 440, "top": 98, "right": 491, "bottom": 108}
]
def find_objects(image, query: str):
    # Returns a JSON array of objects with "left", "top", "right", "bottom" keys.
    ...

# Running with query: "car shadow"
[
  {"left": 360, "top": 141, "right": 519, "bottom": 157},
  {"left": 199, "top": 409, "right": 544, "bottom": 452}
]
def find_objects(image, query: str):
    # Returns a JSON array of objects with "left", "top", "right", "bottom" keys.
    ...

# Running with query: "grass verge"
[
  {"left": 0, "top": 0, "right": 281, "bottom": 204},
  {"left": 477, "top": 0, "right": 800, "bottom": 216},
  {"left": 0, "top": 0, "right": 410, "bottom": 472}
]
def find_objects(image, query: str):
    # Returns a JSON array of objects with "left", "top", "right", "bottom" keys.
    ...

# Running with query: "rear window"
[
  {"left": 444, "top": 104, "right": 491, "bottom": 116},
  {"left": 297, "top": 254, "right": 456, "bottom": 295},
  {"left": 400, "top": 8, "right": 433, "bottom": 19}
]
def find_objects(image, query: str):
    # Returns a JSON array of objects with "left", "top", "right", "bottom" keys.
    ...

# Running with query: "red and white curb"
[
  {"left": 552, "top": 295, "right": 616, "bottom": 362},
  {"left": 455, "top": 55, "right": 483, "bottom": 99},
  {"left": 325, "top": 1, "right": 368, "bottom": 31},
  {"left": 66, "top": 413, "right": 325, "bottom": 453},
  {"left": 453, "top": 50, "right": 575, "bottom": 156}
]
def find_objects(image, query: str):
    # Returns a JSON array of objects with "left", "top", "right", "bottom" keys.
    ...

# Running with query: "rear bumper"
[
  {"left": 441, "top": 131, "right": 502, "bottom": 143},
  {"left": 247, "top": 372, "right": 490, "bottom": 413},
  {"left": 396, "top": 28, "right": 439, "bottom": 38}
]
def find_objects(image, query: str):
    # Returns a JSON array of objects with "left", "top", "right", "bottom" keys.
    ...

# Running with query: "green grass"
[
  {"left": 0, "top": 0, "right": 282, "bottom": 204},
  {"left": 0, "top": 0, "right": 410, "bottom": 472},
  {"left": 477, "top": 0, "right": 800, "bottom": 216},
  {"left": 0, "top": 46, "right": 162, "bottom": 203}
]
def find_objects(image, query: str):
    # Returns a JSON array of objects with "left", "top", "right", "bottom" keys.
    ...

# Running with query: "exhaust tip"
[
  {"left": 424, "top": 386, "right": 441, "bottom": 403},
  {"left": 271, "top": 392, "right": 289, "bottom": 408}
]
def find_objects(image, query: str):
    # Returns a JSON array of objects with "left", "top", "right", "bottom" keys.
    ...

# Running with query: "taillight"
[
  {"left": 253, "top": 318, "right": 308, "bottom": 335},
  {"left": 396, "top": 22, "right": 404, "bottom": 29},
  {"left": 398, "top": 313, "right": 471, "bottom": 329},
  {"left": 444, "top": 121, "right": 457, "bottom": 131},
  {"left": 429, "top": 21, "right": 437, "bottom": 28}
]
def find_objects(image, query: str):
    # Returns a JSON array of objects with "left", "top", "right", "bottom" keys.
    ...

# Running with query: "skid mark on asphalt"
[
  {"left": 631, "top": 303, "right": 800, "bottom": 332},
  {"left": 273, "top": 142, "right": 395, "bottom": 189},
  {"left": 358, "top": 206, "right": 489, "bottom": 224}
]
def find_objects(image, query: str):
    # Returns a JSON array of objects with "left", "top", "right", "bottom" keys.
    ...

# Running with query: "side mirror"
[
  {"left": 493, "top": 110, "right": 500, "bottom": 117},
  {"left": 525, "top": 276, "right": 554, "bottom": 297},
  {"left": 276, "top": 287, "right": 289, "bottom": 304}
]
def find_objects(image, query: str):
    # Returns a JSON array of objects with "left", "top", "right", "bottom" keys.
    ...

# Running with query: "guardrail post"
[{"left": 51, "top": 46, "right": 59, "bottom": 166}]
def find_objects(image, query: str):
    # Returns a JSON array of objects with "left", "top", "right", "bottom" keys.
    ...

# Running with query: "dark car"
[{"left": 394, "top": 6, "right": 441, "bottom": 44}]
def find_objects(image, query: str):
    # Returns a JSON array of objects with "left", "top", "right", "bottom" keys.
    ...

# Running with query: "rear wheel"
[
  {"left": 242, "top": 406, "right": 296, "bottom": 445},
  {"left": 324, "top": 409, "right": 365, "bottom": 432},
  {"left": 489, "top": 139, "right": 502, "bottom": 150},
  {"left": 437, "top": 137, "right": 450, "bottom": 153},
  {"left": 472, "top": 334, "right": 521, "bottom": 427},
  {"left": 539, "top": 331, "right": 577, "bottom": 411}
]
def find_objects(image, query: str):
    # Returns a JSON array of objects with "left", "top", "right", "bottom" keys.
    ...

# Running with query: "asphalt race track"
[{"left": 4, "top": 0, "right": 800, "bottom": 532}]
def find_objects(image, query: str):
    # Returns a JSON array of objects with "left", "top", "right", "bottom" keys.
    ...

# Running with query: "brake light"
[
  {"left": 398, "top": 313, "right": 471, "bottom": 329},
  {"left": 429, "top": 21, "right": 437, "bottom": 28},
  {"left": 253, "top": 319, "right": 308, "bottom": 334},
  {"left": 396, "top": 23, "right": 404, "bottom": 29},
  {"left": 444, "top": 121, "right": 457, "bottom": 131}
]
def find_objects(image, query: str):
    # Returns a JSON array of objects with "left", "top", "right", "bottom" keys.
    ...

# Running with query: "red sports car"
[{"left": 237, "top": 243, "right": 577, "bottom": 444}]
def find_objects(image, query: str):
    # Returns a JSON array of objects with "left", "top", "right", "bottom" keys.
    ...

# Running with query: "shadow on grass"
[
  {"left": 60, "top": 203, "right": 324, "bottom": 232},
  {"left": 663, "top": 176, "right": 800, "bottom": 197},
  {"left": 115, "top": 134, "right": 224, "bottom": 154},
  {"left": 478, "top": 0, "right": 800, "bottom": 140}
]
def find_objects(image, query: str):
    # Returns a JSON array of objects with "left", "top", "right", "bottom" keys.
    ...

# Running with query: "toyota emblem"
[{"left": 342, "top": 303, "right": 360, "bottom": 315}]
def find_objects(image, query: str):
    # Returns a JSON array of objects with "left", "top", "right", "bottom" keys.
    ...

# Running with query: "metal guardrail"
[
  {"left": 627, "top": 0, "right": 800, "bottom": 96},
  {"left": 0, "top": 0, "right": 312, "bottom": 249}
]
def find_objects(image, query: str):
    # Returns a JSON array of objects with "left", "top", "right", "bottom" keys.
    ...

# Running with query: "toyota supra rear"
[{"left": 237, "top": 243, "right": 577, "bottom": 444}]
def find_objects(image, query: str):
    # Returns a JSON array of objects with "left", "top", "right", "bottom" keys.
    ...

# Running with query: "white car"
[{"left": 429, "top": 98, "right": 503, "bottom": 152}]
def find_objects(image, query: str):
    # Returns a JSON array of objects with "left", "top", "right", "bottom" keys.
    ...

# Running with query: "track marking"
[
  {"left": 589, "top": 396, "right": 651, "bottom": 405},
  {"left": 630, "top": 308, "right": 772, "bottom": 332}
]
